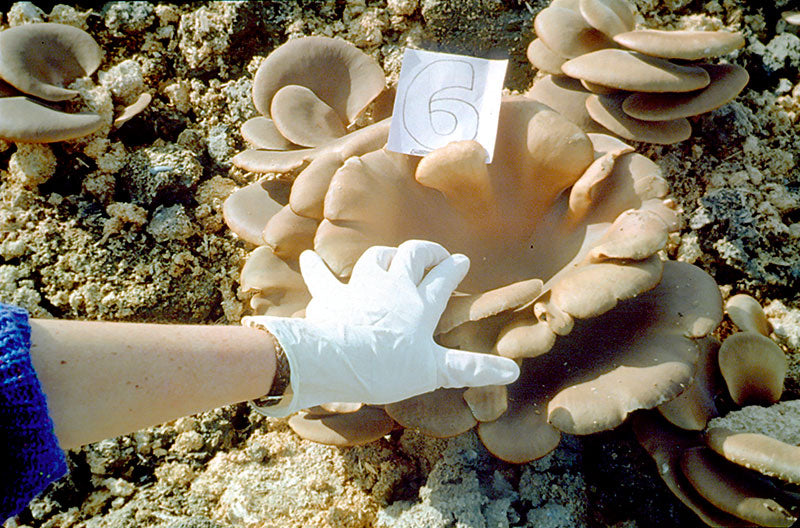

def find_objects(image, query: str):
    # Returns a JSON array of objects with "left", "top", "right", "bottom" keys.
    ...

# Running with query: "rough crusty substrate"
[{"left": 1, "top": 1, "right": 799, "bottom": 527}]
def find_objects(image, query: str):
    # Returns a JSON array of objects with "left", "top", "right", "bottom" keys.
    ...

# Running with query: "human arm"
[{"left": 29, "top": 320, "right": 277, "bottom": 450}]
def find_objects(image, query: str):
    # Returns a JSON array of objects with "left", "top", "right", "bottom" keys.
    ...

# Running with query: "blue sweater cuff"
[{"left": 0, "top": 304, "right": 68, "bottom": 521}]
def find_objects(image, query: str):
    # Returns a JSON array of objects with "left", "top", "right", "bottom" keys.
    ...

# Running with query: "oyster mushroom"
[
  {"left": 526, "top": 0, "right": 747, "bottom": 144},
  {"left": 227, "top": 92, "right": 734, "bottom": 463},
  {"left": 231, "top": 36, "right": 388, "bottom": 177},
  {"left": 0, "top": 23, "right": 102, "bottom": 102},
  {"left": 0, "top": 23, "right": 105, "bottom": 143},
  {"left": 718, "top": 332, "right": 787, "bottom": 406},
  {"left": 635, "top": 296, "right": 800, "bottom": 527}
]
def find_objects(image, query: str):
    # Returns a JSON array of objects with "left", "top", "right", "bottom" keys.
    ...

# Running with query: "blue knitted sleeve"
[{"left": 0, "top": 304, "right": 67, "bottom": 522}]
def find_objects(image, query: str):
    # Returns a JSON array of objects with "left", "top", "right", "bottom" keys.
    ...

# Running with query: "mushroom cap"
[
  {"left": 270, "top": 84, "right": 347, "bottom": 148},
  {"left": 436, "top": 278, "right": 543, "bottom": 335},
  {"left": 232, "top": 117, "right": 390, "bottom": 174},
  {"left": 113, "top": 92, "right": 152, "bottom": 128},
  {"left": 534, "top": 6, "right": 616, "bottom": 59},
  {"left": 783, "top": 11, "right": 800, "bottom": 26},
  {"left": 288, "top": 406, "right": 396, "bottom": 447},
  {"left": 632, "top": 412, "right": 752, "bottom": 527},
  {"left": 578, "top": 0, "right": 635, "bottom": 38},
  {"left": 526, "top": 38, "right": 567, "bottom": 75},
  {"left": 252, "top": 36, "right": 385, "bottom": 125},
  {"left": 0, "top": 23, "right": 102, "bottom": 102},
  {"left": 622, "top": 64, "right": 749, "bottom": 121},
  {"left": 385, "top": 388, "right": 477, "bottom": 438},
  {"left": 657, "top": 337, "right": 721, "bottom": 431},
  {"left": 477, "top": 392, "right": 562, "bottom": 463},
  {"left": 725, "top": 293, "right": 771, "bottom": 336},
  {"left": 681, "top": 447, "right": 797, "bottom": 527},
  {"left": 545, "top": 261, "right": 722, "bottom": 436},
  {"left": 223, "top": 178, "right": 289, "bottom": 246},
  {"left": 562, "top": 49, "right": 711, "bottom": 93},
  {"left": 239, "top": 246, "right": 310, "bottom": 317},
  {"left": 484, "top": 261, "right": 722, "bottom": 463},
  {"left": 240, "top": 116, "right": 296, "bottom": 150},
  {"left": 262, "top": 204, "right": 319, "bottom": 259},
  {"left": 0, "top": 96, "right": 103, "bottom": 143},
  {"left": 718, "top": 332, "right": 787, "bottom": 406},
  {"left": 706, "top": 427, "right": 800, "bottom": 485},
  {"left": 525, "top": 75, "right": 604, "bottom": 132},
  {"left": 586, "top": 94, "right": 692, "bottom": 144},
  {"left": 613, "top": 29, "right": 745, "bottom": 60},
  {"left": 463, "top": 385, "right": 508, "bottom": 422}
]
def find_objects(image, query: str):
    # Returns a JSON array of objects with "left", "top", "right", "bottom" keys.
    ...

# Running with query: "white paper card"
[{"left": 386, "top": 48, "right": 508, "bottom": 163}]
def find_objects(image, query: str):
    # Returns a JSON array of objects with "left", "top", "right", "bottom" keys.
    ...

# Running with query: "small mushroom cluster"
[
  {"left": 634, "top": 294, "right": 799, "bottom": 527},
  {"left": 0, "top": 23, "right": 105, "bottom": 143},
  {"left": 228, "top": 35, "right": 392, "bottom": 229},
  {"left": 224, "top": 36, "right": 730, "bottom": 463},
  {"left": 526, "top": 0, "right": 749, "bottom": 144}
]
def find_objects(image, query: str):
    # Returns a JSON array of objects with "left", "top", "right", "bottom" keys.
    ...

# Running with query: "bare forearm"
[{"left": 29, "top": 319, "right": 276, "bottom": 450}]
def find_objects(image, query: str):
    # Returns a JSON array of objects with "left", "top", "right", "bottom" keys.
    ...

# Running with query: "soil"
[{"left": 2, "top": 1, "right": 799, "bottom": 527}]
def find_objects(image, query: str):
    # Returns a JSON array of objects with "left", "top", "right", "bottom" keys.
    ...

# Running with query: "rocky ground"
[{"left": 1, "top": 1, "right": 799, "bottom": 527}]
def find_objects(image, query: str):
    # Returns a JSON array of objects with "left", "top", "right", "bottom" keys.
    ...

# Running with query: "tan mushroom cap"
[
  {"left": 240, "top": 116, "right": 296, "bottom": 150},
  {"left": 239, "top": 245, "right": 310, "bottom": 317},
  {"left": 288, "top": 406, "right": 396, "bottom": 447},
  {"left": 223, "top": 178, "right": 288, "bottom": 245},
  {"left": 436, "top": 278, "right": 543, "bottom": 335},
  {"left": 681, "top": 447, "right": 797, "bottom": 527},
  {"left": 706, "top": 427, "right": 800, "bottom": 485},
  {"left": 783, "top": 11, "right": 800, "bottom": 26},
  {"left": 657, "top": 337, "right": 721, "bottom": 431},
  {"left": 562, "top": 49, "right": 710, "bottom": 93},
  {"left": 546, "top": 261, "right": 721, "bottom": 435},
  {"left": 485, "top": 261, "right": 723, "bottom": 464},
  {"left": 232, "top": 117, "right": 390, "bottom": 174},
  {"left": 580, "top": 79, "right": 620, "bottom": 94},
  {"left": 534, "top": 6, "right": 616, "bottom": 59},
  {"left": 622, "top": 64, "right": 749, "bottom": 121},
  {"left": 586, "top": 94, "right": 692, "bottom": 144},
  {"left": 632, "top": 412, "right": 753, "bottom": 527},
  {"left": 262, "top": 205, "right": 319, "bottom": 259},
  {"left": 463, "top": 385, "right": 508, "bottom": 422},
  {"left": 0, "top": 23, "right": 102, "bottom": 102},
  {"left": 288, "top": 151, "right": 347, "bottom": 220},
  {"left": 252, "top": 36, "right": 385, "bottom": 125},
  {"left": 113, "top": 92, "right": 152, "bottom": 128},
  {"left": 718, "top": 332, "right": 787, "bottom": 406},
  {"left": 578, "top": 0, "right": 635, "bottom": 38},
  {"left": 0, "top": 96, "right": 103, "bottom": 143},
  {"left": 725, "top": 293, "right": 771, "bottom": 336},
  {"left": 613, "top": 29, "right": 745, "bottom": 61},
  {"left": 526, "top": 38, "right": 567, "bottom": 75},
  {"left": 385, "top": 388, "right": 477, "bottom": 438},
  {"left": 526, "top": 75, "right": 604, "bottom": 132},
  {"left": 270, "top": 84, "right": 347, "bottom": 148},
  {"left": 478, "top": 391, "right": 562, "bottom": 463}
]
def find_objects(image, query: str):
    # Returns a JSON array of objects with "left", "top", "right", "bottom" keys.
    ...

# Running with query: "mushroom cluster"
[
  {"left": 526, "top": 0, "right": 749, "bottom": 144},
  {"left": 224, "top": 36, "right": 729, "bottom": 463},
  {"left": 634, "top": 294, "right": 799, "bottom": 527},
  {"left": 0, "top": 23, "right": 105, "bottom": 143}
]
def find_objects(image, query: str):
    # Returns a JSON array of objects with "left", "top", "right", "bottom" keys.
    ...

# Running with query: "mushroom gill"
[
  {"left": 0, "top": 23, "right": 104, "bottom": 143},
  {"left": 525, "top": 0, "right": 748, "bottom": 144},
  {"left": 635, "top": 295, "right": 800, "bottom": 526}
]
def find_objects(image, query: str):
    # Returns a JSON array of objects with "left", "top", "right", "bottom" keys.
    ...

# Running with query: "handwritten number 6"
[{"left": 402, "top": 60, "right": 480, "bottom": 150}]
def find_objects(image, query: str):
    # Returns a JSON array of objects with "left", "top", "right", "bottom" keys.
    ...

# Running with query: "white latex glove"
[{"left": 244, "top": 239, "right": 520, "bottom": 417}]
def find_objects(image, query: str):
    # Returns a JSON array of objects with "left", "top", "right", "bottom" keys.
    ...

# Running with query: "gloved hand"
[{"left": 244, "top": 240, "right": 520, "bottom": 417}]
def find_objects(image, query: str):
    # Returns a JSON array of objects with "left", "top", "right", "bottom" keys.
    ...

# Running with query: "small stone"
[
  {"left": 147, "top": 204, "right": 195, "bottom": 242},
  {"left": 171, "top": 430, "right": 205, "bottom": 453},
  {"left": 8, "top": 143, "right": 57, "bottom": 188},
  {"left": 103, "top": 1, "right": 155, "bottom": 35},
  {"left": 6, "top": 2, "right": 45, "bottom": 26}
]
